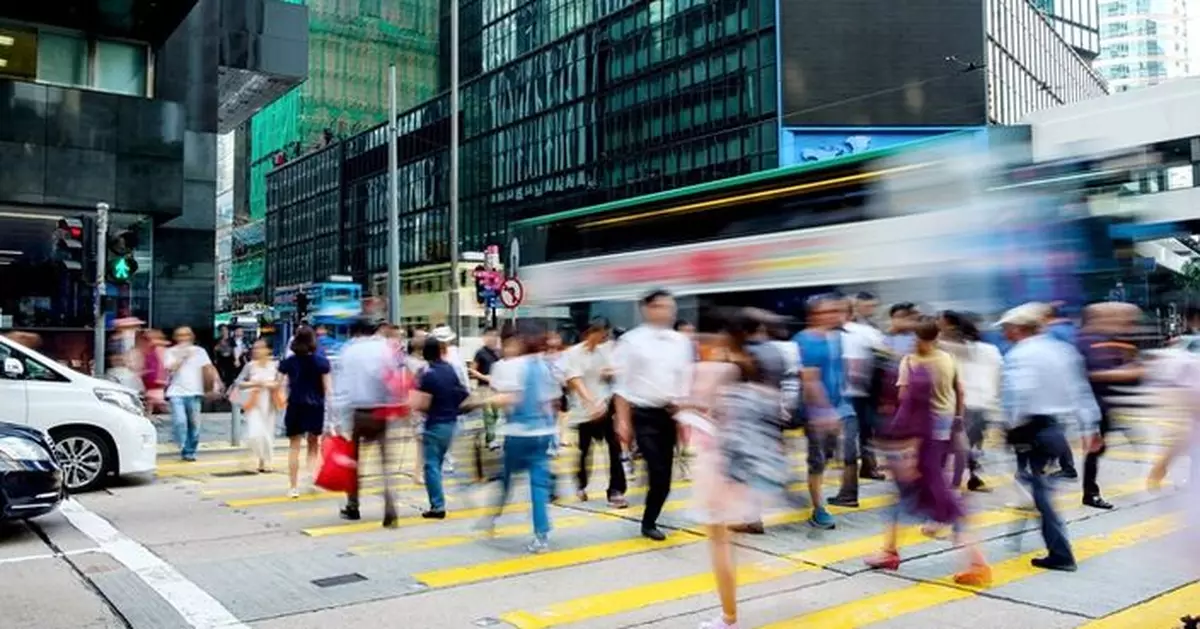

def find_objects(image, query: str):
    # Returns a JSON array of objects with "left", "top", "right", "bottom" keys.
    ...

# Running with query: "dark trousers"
[
  {"left": 632, "top": 406, "right": 676, "bottom": 530},
  {"left": 347, "top": 410, "right": 396, "bottom": 517},
  {"left": 1011, "top": 417, "right": 1075, "bottom": 564},
  {"left": 577, "top": 404, "right": 627, "bottom": 498},
  {"left": 1083, "top": 413, "right": 1113, "bottom": 498},
  {"left": 849, "top": 396, "right": 878, "bottom": 470}
]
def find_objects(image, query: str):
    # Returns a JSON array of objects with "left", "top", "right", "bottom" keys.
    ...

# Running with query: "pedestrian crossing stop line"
[
  {"left": 498, "top": 480, "right": 1149, "bottom": 629},
  {"left": 759, "top": 514, "right": 1181, "bottom": 629},
  {"left": 1080, "top": 581, "right": 1200, "bottom": 629}
]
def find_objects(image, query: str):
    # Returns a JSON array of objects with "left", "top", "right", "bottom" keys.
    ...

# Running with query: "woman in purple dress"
[{"left": 865, "top": 356, "right": 991, "bottom": 585}]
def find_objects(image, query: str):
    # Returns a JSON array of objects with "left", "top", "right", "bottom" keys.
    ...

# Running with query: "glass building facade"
[
  {"left": 1095, "top": 0, "right": 1190, "bottom": 92},
  {"left": 267, "top": 0, "right": 779, "bottom": 292},
  {"left": 1031, "top": 0, "right": 1103, "bottom": 59},
  {"left": 266, "top": 0, "right": 1108, "bottom": 292},
  {"left": 987, "top": 0, "right": 1110, "bottom": 124}
]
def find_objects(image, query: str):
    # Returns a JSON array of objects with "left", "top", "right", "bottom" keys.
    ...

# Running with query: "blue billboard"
[{"left": 778, "top": 126, "right": 988, "bottom": 167}]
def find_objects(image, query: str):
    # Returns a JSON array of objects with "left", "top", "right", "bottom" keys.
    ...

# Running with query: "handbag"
[{"left": 314, "top": 435, "right": 357, "bottom": 493}]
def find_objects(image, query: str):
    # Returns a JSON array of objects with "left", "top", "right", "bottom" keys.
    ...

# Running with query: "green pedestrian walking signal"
[{"left": 107, "top": 255, "right": 139, "bottom": 284}]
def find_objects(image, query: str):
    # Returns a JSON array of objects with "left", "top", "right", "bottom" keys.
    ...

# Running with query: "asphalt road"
[{"left": 3, "top": 424, "right": 1197, "bottom": 629}]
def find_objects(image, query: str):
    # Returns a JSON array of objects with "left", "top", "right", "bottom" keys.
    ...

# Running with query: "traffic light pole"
[{"left": 93, "top": 202, "right": 109, "bottom": 377}]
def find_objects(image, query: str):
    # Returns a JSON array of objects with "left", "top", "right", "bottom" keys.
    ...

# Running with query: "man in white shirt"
[
  {"left": 164, "top": 326, "right": 217, "bottom": 461},
  {"left": 564, "top": 318, "right": 627, "bottom": 508},
  {"left": 613, "top": 289, "right": 694, "bottom": 541},
  {"left": 1000, "top": 302, "right": 1102, "bottom": 572},
  {"left": 832, "top": 292, "right": 887, "bottom": 507}
]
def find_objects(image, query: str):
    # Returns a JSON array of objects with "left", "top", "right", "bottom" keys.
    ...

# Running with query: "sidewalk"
[{"left": 154, "top": 412, "right": 289, "bottom": 455}]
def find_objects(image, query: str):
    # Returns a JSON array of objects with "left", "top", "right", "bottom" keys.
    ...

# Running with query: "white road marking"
[
  {"left": 0, "top": 547, "right": 99, "bottom": 565},
  {"left": 59, "top": 499, "right": 249, "bottom": 629}
]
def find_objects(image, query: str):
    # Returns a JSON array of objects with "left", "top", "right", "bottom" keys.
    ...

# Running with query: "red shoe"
[{"left": 865, "top": 550, "right": 901, "bottom": 571}]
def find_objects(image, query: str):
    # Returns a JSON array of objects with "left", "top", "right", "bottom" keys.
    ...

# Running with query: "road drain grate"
[{"left": 312, "top": 573, "right": 368, "bottom": 588}]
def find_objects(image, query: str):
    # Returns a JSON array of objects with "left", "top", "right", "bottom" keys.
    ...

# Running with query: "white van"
[{"left": 0, "top": 335, "right": 157, "bottom": 491}]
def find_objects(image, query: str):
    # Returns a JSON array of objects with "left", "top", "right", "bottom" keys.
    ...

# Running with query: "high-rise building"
[
  {"left": 1031, "top": 0, "right": 1103, "bottom": 59},
  {"left": 1096, "top": 0, "right": 1191, "bottom": 91},
  {"left": 226, "top": 0, "right": 440, "bottom": 307},
  {"left": 263, "top": 0, "right": 1107, "bottom": 308},
  {"left": 0, "top": 0, "right": 306, "bottom": 355}
]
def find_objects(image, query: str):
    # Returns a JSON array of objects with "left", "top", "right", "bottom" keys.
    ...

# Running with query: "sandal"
[{"left": 865, "top": 550, "right": 901, "bottom": 571}]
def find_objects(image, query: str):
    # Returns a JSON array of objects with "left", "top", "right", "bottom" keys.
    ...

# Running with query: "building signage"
[{"left": 778, "top": 127, "right": 987, "bottom": 168}]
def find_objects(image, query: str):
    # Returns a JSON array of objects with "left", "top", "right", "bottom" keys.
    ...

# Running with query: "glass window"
[
  {"left": 0, "top": 25, "right": 39, "bottom": 81},
  {"left": 38, "top": 32, "right": 88, "bottom": 86},
  {"left": 95, "top": 40, "right": 146, "bottom": 96}
]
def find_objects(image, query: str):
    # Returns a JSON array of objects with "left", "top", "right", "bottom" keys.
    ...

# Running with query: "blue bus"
[{"left": 272, "top": 278, "right": 363, "bottom": 356}]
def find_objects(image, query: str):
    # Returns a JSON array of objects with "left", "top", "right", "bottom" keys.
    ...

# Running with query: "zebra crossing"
[{"left": 150, "top": 434, "right": 1197, "bottom": 629}]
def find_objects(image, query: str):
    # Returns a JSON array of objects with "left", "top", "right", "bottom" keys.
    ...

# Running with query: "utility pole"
[
  {"left": 448, "top": 0, "right": 462, "bottom": 335},
  {"left": 387, "top": 64, "right": 401, "bottom": 326},
  {"left": 93, "top": 202, "right": 109, "bottom": 377}
]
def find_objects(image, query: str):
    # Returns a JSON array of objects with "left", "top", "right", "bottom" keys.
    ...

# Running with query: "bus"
[
  {"left": 512, "top": 134, "right": 1171, "bottom": 328},
  {"left": 272, "top": 278, "right": 363, "bottom": 355}
]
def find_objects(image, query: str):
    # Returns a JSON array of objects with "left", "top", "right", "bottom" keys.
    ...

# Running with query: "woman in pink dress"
[{"left": 685, "top": 310, "right": 790, "bottom": 629}]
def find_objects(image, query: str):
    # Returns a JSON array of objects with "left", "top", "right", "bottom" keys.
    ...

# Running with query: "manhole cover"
[
  {"left": 210, "top": 471, "right": 259, "bottom": 478},
  {"left": 312, "top": 573, "right": 368, "bottom": 588}
]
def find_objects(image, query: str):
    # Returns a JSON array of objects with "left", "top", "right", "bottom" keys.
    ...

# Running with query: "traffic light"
[
  {"left": 295, "top": 293, "right": 310, "bottom": 321},
  {"left": 106, "top": 230, "right": 139, "bottom": 284},
  {"left": 54, "top": 218, "right": 85, "bottom": 272},
  {"left": 473, "top": 264, "right": 488, "bottom": 304}
]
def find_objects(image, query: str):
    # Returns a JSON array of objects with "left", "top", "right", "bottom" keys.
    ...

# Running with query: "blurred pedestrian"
[
  {"left": 139, "top": 329, "right": 168, "bottom": 414},
  {"left": 793, "top": 294, "right": 850, "bottom": 528},
  {"left": 239, "top": 339, "right": 281, "bottom": 474},
  {"left": 411, "top": 336, "right": 469, "bottom": 518},
  {"left": 866, "top": 330, "right": 991, "bottom": 586},
  {"left": 280, "top": 327, "right": 330, "bottom": 496},
  {"left": 690, "top": 309, "right": 790, "bottom": 629},
  {"left": 939, "top": 312, "right": 1001, "bottom": 492},
  {"left": 1000, "top": 302, "right": 1102, "bottom": 571},
  {"left": 165, "top": 326, "right": 220, "bottom": 461},
  {"left": 613, "top": 289, "right": 695, "bottom": 541},
  {"left": 335, "top": 318, "right": 398, "bottom": 526},
  {"left": 564, "top": 317, "right": 627, "bottom": 508},
  {"left": 483, "top": 323, "right": 561, "bottom": 553},
  {"left": 1077, "top": 303, "right": 1143, "bottom": 510},
  {"left": 895, "top": 316, "right": 965, "bottom": 534}
]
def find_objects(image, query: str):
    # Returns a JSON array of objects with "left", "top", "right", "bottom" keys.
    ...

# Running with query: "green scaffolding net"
[{"left": 236, "top": 0, "right": 441, "bottom": 295}]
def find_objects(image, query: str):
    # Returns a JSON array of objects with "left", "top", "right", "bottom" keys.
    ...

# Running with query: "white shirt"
[
  {"left": 165, "top": 345, "right": 212, "bottom": 398},
  {"left": 612, "top": 324, "right": 693, "bottom": 408},
  {"left": 842, "top": 321, "right": 884, "bottom": 397},
  {"left": 563, "top": 341, "right": 615, "bottom": 423},
  {"left": 952, "top": 341, "right": 1003, "bottom": 412},
  {"left": 1002, "top": 333, "right": 1101, "bottom": 434}
]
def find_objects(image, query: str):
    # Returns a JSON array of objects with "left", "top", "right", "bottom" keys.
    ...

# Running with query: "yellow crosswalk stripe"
[
  {"left": 299, "top": 471, "right": 892, "bottom": 535},
  {"left": 1080, "top": 581, "right": 1200, "bottom": 629},
  {"left": 761, "top": 515, "right": 1180, "bottom": 628},
  {"left": 347, "top": 500, "right": 677, "bottom": 556},
  {"left": 413, "top": 530, "right": 704, "bottom": 588},
  {"left": 499, "top": 480, "right": 1147, "bottom": 629}
]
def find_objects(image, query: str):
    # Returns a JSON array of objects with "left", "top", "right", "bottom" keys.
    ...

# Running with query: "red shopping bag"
[{"left": 314, "top": 435, "right": 357, "bottom": 493}]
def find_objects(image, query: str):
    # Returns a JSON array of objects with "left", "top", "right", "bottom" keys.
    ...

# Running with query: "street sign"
[{"left": 499, "top": 277, "right": 524, "bottom": 309}]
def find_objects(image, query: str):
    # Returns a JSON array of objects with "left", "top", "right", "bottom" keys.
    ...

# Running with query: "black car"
[{"left": 0, "top": 421, "right": 64, "bottom": 521}]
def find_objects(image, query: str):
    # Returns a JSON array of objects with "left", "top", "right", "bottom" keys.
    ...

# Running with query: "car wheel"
[{"left": 52, "top": 429, "right": 111, "bottom": 493}]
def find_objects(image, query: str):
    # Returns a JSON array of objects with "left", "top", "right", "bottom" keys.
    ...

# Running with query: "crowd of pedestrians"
[{"left": 82, "top": 284, "right": 1198, "bottom": 629}]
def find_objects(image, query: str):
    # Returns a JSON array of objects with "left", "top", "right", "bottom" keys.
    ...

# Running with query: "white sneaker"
[
  {"left": 526, "top": 537, "right": 550, "bottom": 554},
  {"left": 288, "top": 487, "right": 300, "bottom": 499},
  {"left": 698, "top": 618, "right": 739, "bottom": 629}
]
